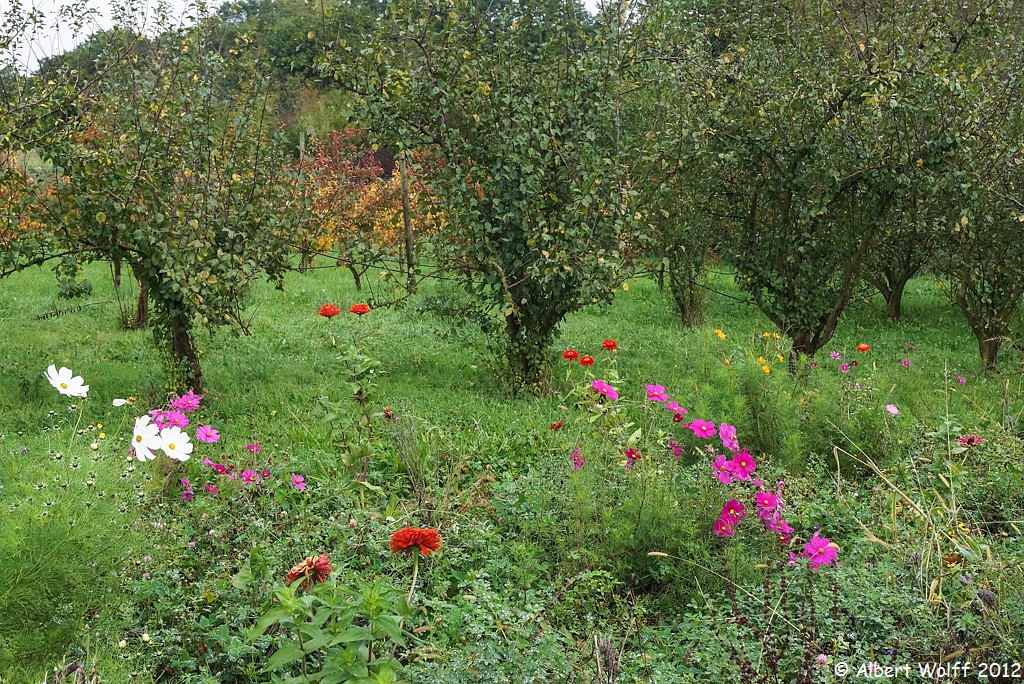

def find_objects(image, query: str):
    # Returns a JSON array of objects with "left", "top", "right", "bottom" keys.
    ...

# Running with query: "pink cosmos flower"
[
  {"left": 148, "top": 409, "right": 168, "bottom": 430},
  {"left": 212, "top": 463, "right": 229, "bottom": 475},
  {"left": 204, "top": 484, "right": 219, "bottom": 495},
  {"left": 829, "top": 351, "right": 841, "bottom": 360},
  {"left": 957, "top": 375, "right": 966, "bottom": 385},
  {"left": 729, "top": 451, "right": 756, "bottom": 480},
  {"left": 802, "top": 531, "right": 838, "bottom": 569},
  {"left": 241, "top": 469, "right": 259, "bottom": 484},
  {"left": 688, "top": 419, "right": 717, "bottom": 439},
  {"left": 721, "top": 499, "right": 745, "bottom": 520},
  {"left": 645, "top": 384, "right": 670, "bottom": 403},
  {"left": 591, "top": 379, "right": 619, "bottom": 401},
  {"left": 181, "top": 477, "right": 191, "bottom": 488},
  {"left": 885, "top": 404, "right": 898, "bottom": 415},
  {"left": 261, "top": 468, "right": 271, "bottom": 478},
  {"left": 713, "top": 515, "right": 738, "bottom": 537},
  {"left": 169, "top": 390, "right": 203, "bottom": 413},
  {"left": 247, "top": 442, "right": 262, "bottom": 454},
  {"left": 712, "top": 454, "right": 734, "bottom": 484},
  {"left": 901, "top": 358, "right": 911, "bottom": 368},
  {"left": 570, "top": 448, "right": 584, "bottom": 471},
  {"left": 625, "top": 448, "right": 641, "bottom": 470},
  {"left": 291, "top": 473, "right": 307, "bottom": 491},
  {"left": 840, "top": 362, "right": 850, "bottom": 374},
  {"left": 719, "top": 423, "right": 739, "bottom": 452},
  {"left": 755, "top": 492, "right": 777, "bottom": 509},
  {"left": 664, "top": 401, "right": 688, "bottom": 417},
  {"left": 195, "top": 425, "right": 220, "bottom": 443},
  {"left": 669, "top": 438, "right": 682, "bottom": 458}
]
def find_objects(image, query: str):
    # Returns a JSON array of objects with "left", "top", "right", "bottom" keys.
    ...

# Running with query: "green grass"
[{"left": 2, "top": 261, "right": 1023, "bottom": 681}]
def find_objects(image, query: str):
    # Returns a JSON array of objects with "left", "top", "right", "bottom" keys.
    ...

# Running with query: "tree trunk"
[
  {"left": 976, "top": 329, "right": 1001, "bottom": 369},
  {"left": 503, "top": 310, "right": 550, "bottom": 391},
  {"left": 170, "top": 322, "right": 204, "bottom": 393},
  {"left": 131, "top": 261, "right": 149, "bottom": 329},
  {"left": 667, "top": 257, "right": 704, "bottom": 326},
  {"left": 884, "top": 277, "right": 907, "bottom": 321},
  {"left": 348, "top": 265, "right": 362, "bottom": 291},
  {"left": 788, "top": 332, "right": 816, "bottom": 373}
]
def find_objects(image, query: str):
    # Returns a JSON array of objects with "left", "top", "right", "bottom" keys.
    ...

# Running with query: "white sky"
[
  {"left": 1, "top": 0, "right": 195, "bottom": 71},
  {"left": 3, "top": 0, "right": 601, "bottom": 73}
]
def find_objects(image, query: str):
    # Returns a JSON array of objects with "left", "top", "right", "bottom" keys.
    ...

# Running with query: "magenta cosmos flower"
[
  {"left": 247, "top": 442, "right": 262, "bottom": 454},
  {"left": 721, "top": 499, "right": 745, "bottom": 520},
  {"left": 719, "top": 423, "right": 739, "bottom": 452},
  {"left": 663, "top": 401, "right": 688, "bottom": 417},
  {"left": 713, "top": 515, "right": 738, "bottom": 538},
  {"left": 195, "top": 425, "right": 220, "bottom": 443},
  {"left": 712, "top": 454, "right": 734, "bottom": 484},
  {"left": 688, "top": 419, "right": 717, "bottom": 439},
  {"left": 755, "top": 492, "right": 777, "bottom": 509},
  {"left": 829, "top": 351, "right": 841, "bottom": 360},
  {"left": 570, "top": 448, "right": 584, "bottom": 471},
  {"left": 624, "top": 448, "right": 641, "bottom": 470},
  {"left": 291, "top": 473, "right": 307, "bottom": 491},
  {"left": 241, "top": 469, "right": 259, "bottom": 484},
  {"left": 730, "top": 451, "right": 756, "bottom": 480},
  {"left": 591, "top": 379, "right": 619, "bottom": 401},
  {"left": 901, "top": 358, "right": 911, "bottom": 368},
  {"left": 645, "top": 384, "right": 670, "bottom": 403},
  {"left": 803, "top": 531, "right": 838, "bottom": 569},
  {"left": 840, "top": 363, "right": 850, "bottom": 374}
]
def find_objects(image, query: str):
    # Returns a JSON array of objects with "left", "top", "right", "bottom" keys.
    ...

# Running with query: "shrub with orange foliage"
[{"left": 300, "top": 129, "right": 435, "bottom": 289}]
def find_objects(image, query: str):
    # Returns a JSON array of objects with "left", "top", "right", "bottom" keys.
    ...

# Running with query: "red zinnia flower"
[
  {"left": 563, "top": 349, "right": 579, "bottom": 361},
  {"left": 602, "top": 339, "right": 618, "bottom": 351},
  {"left": 550, "top": 421, "right": 564, "bottom": 431},
  {"left": 319, "top": 303, "right": 340, "bottom": 318},
  {"left": 857, "top": 343, "right": 870, "bottom": 352},
  {"left": 349, "top": 303, "right": 371, "bottom": 315},
  {"left": 957, "top": 434, "right": 983, "bottom": 448},
  {"left": 579, "top": 356, "right": 595, "bottom": 366},
  {"left": 390, "top": 527, "right": 441, "bottom": 555},
  {"left": 286, "top": 553, "right": 331, "bottom": 589}
]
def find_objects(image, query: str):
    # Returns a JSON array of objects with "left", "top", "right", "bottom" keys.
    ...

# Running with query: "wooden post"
[{"left": 400, "top": 152, "right": 416, "bottom": 293}]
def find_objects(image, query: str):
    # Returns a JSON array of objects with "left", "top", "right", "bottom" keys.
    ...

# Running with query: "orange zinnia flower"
[
  {"left": 286, "top": 553, "right": 331, "bottom": 589},
  {"left": 349, "top": 303, "right": 371, "bottom": 315},
  {"left": 857, "top": 343, "right": 870, "bottom": 352},
  {"left": 579, "top": 355, "right": 595, "bottom": 366},
  {"left": 390, "top": 527, "right": 441, "bottom": 555},
  {"left": 318, "top": 303, "right": 340, "bottom": 318}
]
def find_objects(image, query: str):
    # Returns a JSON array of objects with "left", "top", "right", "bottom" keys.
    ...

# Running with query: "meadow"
[{"left": 2, "top": 261, "right": 1023, "bottom": 682}]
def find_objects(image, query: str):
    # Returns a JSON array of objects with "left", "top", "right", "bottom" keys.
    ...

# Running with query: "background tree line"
[{"left": 2, "top": 0, "right": 1022, "bottom": 390}]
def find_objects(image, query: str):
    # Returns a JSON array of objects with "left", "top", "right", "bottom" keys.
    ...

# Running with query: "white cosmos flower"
[
  {"left": 159, "top": 426, "right": 193, "bottom": 461},
  {"left": 113, "top": 398, "right": 129, "bottom": 407},
  {"left": 45, "top": 365, "right": 89, "bottom": 398},
  {"left": 132, "top": 415, "right": 162, "bottom": 462}
]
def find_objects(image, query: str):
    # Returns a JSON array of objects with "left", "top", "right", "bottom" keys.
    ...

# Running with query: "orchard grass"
[{"left": 2, "top": 261, "right": 1022, "bottom": 680}]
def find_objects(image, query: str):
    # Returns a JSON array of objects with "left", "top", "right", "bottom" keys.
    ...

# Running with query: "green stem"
[{"left": 407, "top": 553, "right": 420, "bottom": 605}]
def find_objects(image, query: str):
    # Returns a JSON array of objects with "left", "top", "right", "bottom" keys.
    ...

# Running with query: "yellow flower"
[
  {"left": 724, "top": 358, "right": 732, "bottom": 365},
  {"left": 757, "top": 356, "right": 767, "bottom": 364},
  {"left": 773, "top": 332, "right": 781, "bottom": 340},
  {"left": 98, "top": 432, "right": 106, "bottom": 439},
  {"left": 96, "top": 423, "right": 103, "bottom": 429},
  {"left": 776, "top": 354, "right": 784, "bottom": 362},
  {"left": 762, "top": 332, "right": 771, "bottom": 338},
  {"left": 714, "top": 329, "right": 726, "bottom": 339},
  {"left": 761, "top": 365, "right": 771, "bottom": 374}
]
